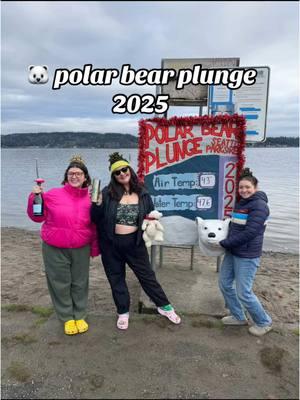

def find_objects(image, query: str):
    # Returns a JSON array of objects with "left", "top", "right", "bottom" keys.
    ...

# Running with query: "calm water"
[{"left": 1, "top": 147, "right": 299, "bottom": 254}]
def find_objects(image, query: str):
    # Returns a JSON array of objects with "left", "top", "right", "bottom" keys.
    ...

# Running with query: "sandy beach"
[
  {"left": 1, "top": 227, "right": 299, "bottom": 399},
  {"left": 2, "top": 228, "right": 298, "bottom": 324}
]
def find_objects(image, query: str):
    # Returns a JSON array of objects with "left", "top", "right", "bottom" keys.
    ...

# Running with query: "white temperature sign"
[
  {"left": 196, "top": 196, "right": 212, "bottom": 209},
  {"left": 199, "top": 174, "right": 215, "bottom": 188}
]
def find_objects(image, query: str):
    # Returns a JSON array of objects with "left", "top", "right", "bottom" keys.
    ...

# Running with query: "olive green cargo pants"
[{"left": 42, "top": 242, "right": 90, "bottom": 322}]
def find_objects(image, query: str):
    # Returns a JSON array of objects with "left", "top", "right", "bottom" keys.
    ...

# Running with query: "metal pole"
[
  {"left": 153, "top": 78, "right": 167, "bottom": 269},
  {"left": 159, "top": 245, "right": 163, "bottom": 268},
  {"left": 151, "top": 246, "right": 157, "bottom": 271},
  {"left": 190, "top": 245, "right": 194, "bottom": 270},
  {"left": 205, "top": 101, "right": 222, "bottom": 274},
  {"left": 150, "top": 82, "right": 162, "bottom": 271},
  {"left": 216, "top": 256, "right": 222, "bottom": 273}
]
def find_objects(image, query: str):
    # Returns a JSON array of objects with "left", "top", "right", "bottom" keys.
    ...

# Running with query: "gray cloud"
[{"left": 2, "top": 1, "right": 299, "bottom": 137}]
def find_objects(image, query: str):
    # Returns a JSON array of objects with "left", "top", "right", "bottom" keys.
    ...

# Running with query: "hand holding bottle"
[
  {"left": 91, "top": 179, "right": 102, "bottom": 205},
  {"left": 32, "top": 159, "right": 45, "bottom": 216},
  {"left": 32, "top": 180, "right": 44, "bottom": 216}
]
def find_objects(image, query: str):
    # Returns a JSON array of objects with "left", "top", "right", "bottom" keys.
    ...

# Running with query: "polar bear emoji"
[
  {"left": 196, "top": 217, "right": 230, "bottom": 257},
  {"left": 28, "top": 65, "right": 49, "bottom": 84},
  {"left": 142, "top": 210, "right": 164, "bottom": 248}
]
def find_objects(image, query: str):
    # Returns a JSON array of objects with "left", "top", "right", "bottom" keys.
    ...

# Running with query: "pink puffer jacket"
[{"left": 27, "top": 183, "right": 99, "bottom": 257}]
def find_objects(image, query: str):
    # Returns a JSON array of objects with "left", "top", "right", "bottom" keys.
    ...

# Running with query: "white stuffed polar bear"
[
  {"left": 28, "top": 65, "right": 49, "bottom": 84},
  {"left": 142, "top": 210, "right": 164, "bottom": 248},
  {"left": 196, "top": 217, "right": 230, "bottom": 257}
]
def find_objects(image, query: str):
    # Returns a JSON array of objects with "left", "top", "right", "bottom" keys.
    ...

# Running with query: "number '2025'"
[{"left": 112, "top": 94, "right": 169, "bottom": 114}]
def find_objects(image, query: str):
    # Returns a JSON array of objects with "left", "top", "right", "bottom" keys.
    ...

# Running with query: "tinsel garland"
[{"left": 138, "top": 114, "right": 246, "bottom": 196}]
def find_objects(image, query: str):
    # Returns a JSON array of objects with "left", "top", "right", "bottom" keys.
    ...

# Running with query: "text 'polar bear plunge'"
[{"left": 52, "top": 64, "right": 257, "bottom": 90}]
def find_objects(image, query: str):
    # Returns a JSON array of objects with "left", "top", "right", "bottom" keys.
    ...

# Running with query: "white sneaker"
[
  {"left": 248, "top": 324, "right": 272, "bottom": 336},
  {"left": 221, "top": 315, "right": 248, "bottom": 326}
]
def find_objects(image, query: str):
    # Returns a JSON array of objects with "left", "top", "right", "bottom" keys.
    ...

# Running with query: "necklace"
[{"left": 124, "top": 191, "right": 129, "bottom": 196}]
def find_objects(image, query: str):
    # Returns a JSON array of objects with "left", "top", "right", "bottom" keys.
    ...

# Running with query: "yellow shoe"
[
  {"left": 64, "top": 319, "right": 78, "bottom": 335},
  {"left": 75, "top": 319, "right": 89, "bottom": 333}
]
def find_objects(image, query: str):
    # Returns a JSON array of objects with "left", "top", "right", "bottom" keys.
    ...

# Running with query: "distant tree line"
[
  {"left": 1, "top": 132, "right": 138, "bottom": 148},
  {"left": 247, "top": 136, "right": 299, "bottom": 147},
  {"left": 1, "top": 132, "right": 298, "bottom": 148}
]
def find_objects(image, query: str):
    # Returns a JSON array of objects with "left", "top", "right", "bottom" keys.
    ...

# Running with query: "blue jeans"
[{"left": 219, "top": 252, "right": 272, "bottom": 327}]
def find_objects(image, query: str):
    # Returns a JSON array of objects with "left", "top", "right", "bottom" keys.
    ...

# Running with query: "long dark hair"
[
  {"left": 108, "top": 166, "right": 145, "bottom": 200},
  {"left": 61, "top": 161, "right": 91, "bottom": 188}
]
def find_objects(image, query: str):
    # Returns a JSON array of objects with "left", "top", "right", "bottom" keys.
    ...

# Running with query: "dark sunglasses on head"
[{"left": 114, "top": 167, "right": 129, "bottom": 176}]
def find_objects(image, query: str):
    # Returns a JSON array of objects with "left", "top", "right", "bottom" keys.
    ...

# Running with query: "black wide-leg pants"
[{"left": 101, "top": 232, "right": 170, "bottom": 314}]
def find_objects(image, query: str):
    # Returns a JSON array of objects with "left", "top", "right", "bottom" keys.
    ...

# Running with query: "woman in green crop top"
[{"left": 91, "top": 152, "right": 181, "bottom": 330}]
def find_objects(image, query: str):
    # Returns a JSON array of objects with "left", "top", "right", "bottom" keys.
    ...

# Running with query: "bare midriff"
[
  {"left": 115, "top": 192, "right": 139, "bottom": 235},
  {"left": 115, "top": 224, "right": 138, "bottom": 234}
]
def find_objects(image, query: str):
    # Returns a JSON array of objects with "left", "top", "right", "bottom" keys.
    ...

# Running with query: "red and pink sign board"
[{"left": 138, "top": 115, "right": 246, "bottom": 223}]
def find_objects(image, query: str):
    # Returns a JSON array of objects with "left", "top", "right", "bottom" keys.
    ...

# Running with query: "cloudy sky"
[{"left": 2, "top": 1, "right": 299, "bottom": 137}]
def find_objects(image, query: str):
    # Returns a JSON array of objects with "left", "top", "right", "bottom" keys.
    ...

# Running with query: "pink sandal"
[
  {"left": 117, "top": 313, "right": 129, "bottom": 330},
  {"left": 158, "top": 308, "right": 181, "bottom": 324}
]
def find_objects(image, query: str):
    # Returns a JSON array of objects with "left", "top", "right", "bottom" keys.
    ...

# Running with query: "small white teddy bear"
[
  {"left": 142, "top": 210, "right": 164, "bottom": 248},
  {"left": 196, "top": 217, "right": 230, "bottom": 257}
]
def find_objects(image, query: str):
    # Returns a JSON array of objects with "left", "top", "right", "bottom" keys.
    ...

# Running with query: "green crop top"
[{"left": 116, "top": 203, "right": 139, "bottom": 226}]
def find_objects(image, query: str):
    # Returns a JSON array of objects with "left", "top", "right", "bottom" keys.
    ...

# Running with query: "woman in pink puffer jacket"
[{"left": 27, "top": 156, "right": 99, "bottom": 336}]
